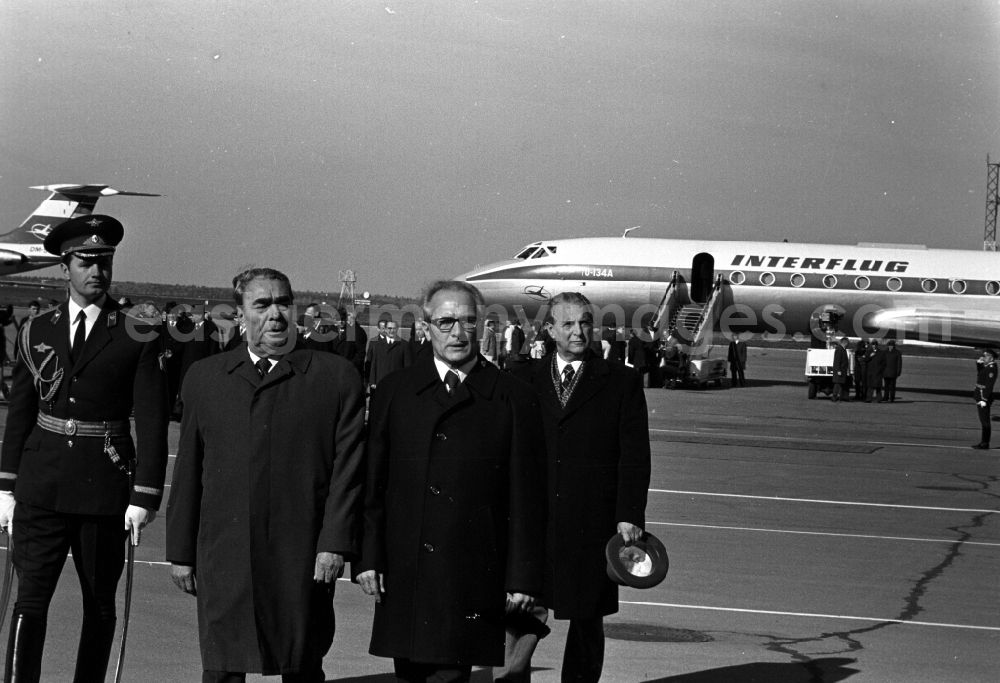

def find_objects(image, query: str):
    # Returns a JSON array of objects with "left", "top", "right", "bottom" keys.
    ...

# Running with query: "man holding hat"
[
  {"left": 507, "top": 291, "right": 650, "bottom": 682},
  {"left": 0, "top": 214, "right": 169, "bottom": 681}
]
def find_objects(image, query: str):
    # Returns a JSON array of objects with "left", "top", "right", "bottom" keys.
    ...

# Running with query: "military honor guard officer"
[
  {"left": 971, "top": 348, "right": 997, "bottom": 450},
  {"left": 0, "top": 215, "right": 169, "bottom": 682}
]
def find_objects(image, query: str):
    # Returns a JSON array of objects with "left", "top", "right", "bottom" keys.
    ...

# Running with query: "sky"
[{"left": 1, "top": 1, "right": 998, "bottom": 297}]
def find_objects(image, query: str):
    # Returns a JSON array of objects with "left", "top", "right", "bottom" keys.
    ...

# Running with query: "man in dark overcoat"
[
  {"left": 853, "top": 339, "right": 868, "bottom": 398},
  {"left": 865, "top": 340, "right": 886, "bottom": 402},
  {"left": 0, "top": 215, "right": 169, "bottom": 682},
  {"left": 508, "top": 291, "right": 651, "bottom": 683},
  {"left": 880, "top": 339, "right": 902, "bottom": 402},
  {"left": 166, "top": 267, "right": 367, "bottom": 682},
  {"left": 357, "top": 280, "right": 546, "bottom": 683},
  {"left": 727, "top": 337, "right": 748, "bottom": 387},
  {"left": 173, "top": 306, "right": 222, "bottom": 418},
  {"left": 831, "top": 336, "right": 851, "bottom": 402},
  {"left": 365, "top": 320, "right": 412, "bottom": 390}
]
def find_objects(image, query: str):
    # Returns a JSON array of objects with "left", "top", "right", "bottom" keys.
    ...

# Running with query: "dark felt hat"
[
  {"left": 605, "top": 532, "right": 669, "bottom": 589},
  {"left": 43, "top": 214, "right": 123, "bottom": 257}
]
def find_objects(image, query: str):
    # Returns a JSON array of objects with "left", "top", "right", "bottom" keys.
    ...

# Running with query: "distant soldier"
[{"left": 971, "top": 348, "right": 997, "bottom": 450}]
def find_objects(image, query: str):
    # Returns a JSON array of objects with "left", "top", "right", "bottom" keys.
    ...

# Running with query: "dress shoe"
[{"left": 971, "top": 442, "right": 990, "bottom": 450}]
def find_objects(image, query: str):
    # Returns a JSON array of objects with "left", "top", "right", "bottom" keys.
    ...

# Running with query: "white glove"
[
  {"left": 0, "top": 491, "right": 14, "bottom": 535},
  {"left": 124, "top": 505, "right": 155, "bottom": 546},
  {"left": 978, "top": 401, "right": 987, "bottom": 408}
]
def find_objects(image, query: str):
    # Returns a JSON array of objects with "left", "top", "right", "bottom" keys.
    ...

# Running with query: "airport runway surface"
[{"left": 0, "top": 346, "right": 996, "bottom": 682}]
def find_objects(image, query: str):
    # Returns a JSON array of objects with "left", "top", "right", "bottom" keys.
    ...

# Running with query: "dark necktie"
[
  {"left": 256, "top": 358, "right": 271, "bottom": 379},
  {"left": 444, "top": 371, "right": 459, "bottom": 394},
  {"left": 70, "top": 311, "right": 87, "bottom": 365},
  {"left": 561, "top": 365, "right": 575, "bottom": 392}
]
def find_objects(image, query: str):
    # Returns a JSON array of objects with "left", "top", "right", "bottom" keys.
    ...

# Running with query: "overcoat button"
[
  {"left": 423, "top": 543, "right": 435, "bottom": 552},
  {"left": 435, "top": 433, "right": 447, "bottom": 441},
  {"left": 429, "top": 485, "right": 441, "bottom": 495}
]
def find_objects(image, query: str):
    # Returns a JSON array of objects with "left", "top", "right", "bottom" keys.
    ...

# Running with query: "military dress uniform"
[
  {"left": 0, "top": 215, "right": 169, "bottom": 682},
  {"left": 972, "top": 355, "right": 997, "bottom": 449}
]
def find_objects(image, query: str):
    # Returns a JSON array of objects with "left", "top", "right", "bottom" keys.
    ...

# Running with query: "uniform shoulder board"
[{"left": 48, "top": 308, "right": 62, "bottom": 325}]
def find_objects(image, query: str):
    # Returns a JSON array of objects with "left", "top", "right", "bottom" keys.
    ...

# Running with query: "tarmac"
[{"left": 0, "top": 346, "right": 997, "bottom": 682}]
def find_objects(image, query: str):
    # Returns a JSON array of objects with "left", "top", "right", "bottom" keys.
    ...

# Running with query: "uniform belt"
[{"left": 36, "top": 413, "right": 130, "bottom": 438}]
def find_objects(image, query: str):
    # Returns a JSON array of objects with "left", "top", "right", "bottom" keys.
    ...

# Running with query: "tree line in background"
[{"left": 0, "top": 276, "right": 416, "bottom": 325}]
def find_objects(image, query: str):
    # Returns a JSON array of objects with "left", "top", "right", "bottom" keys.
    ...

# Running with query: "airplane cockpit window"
[
  {"left": 514, "top": 243, "right": 557, "bottom": 259},
  {"left": 514, "top": 243, "right": 542, "bottom": 259}
]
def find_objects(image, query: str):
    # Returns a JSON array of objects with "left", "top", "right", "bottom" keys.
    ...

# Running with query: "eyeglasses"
[{"left": 430, "top": 317, "right": 478, "bottom": 332}]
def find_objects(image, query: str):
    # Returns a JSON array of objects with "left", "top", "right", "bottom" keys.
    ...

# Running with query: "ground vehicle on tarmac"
[{"left": 805, "top": 347, "right": 854, "bottom": 399}]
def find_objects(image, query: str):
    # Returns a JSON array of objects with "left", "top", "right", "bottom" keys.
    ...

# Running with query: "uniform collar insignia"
[
  {"left": 108, "top": 311, "right": 118, "bottom": 327},
  {"left": 33, "top": 342, "right": 52, "bottom": 353},
  {"left": 51, "top": 310, "right": 62, "bottom": 324}
]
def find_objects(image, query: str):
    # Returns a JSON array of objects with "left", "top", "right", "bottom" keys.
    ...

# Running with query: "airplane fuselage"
[{"left": 457, "top": 237, "right": 1000, "bottom": 347}]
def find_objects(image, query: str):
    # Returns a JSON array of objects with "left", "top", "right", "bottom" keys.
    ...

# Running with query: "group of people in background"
[{"left": 832, "top": 338, "right": 904, "bottom": 403}]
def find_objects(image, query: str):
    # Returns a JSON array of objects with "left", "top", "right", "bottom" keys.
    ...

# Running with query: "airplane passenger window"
[
  {"left": 886, "top": 277, "right": 903, "bottom": 292},
  {"left": 987, "top": 281, "right": 1000, "bottom": 296},
  {"left": 790, "top": 273, "right": 805, "bottom": 288},
  {"left": 822, "top": 275, "right": 838, "bottom": 289},
  {"left": 729, "top": 271, "right": 745, "bottom": 285},
  {"left": 921, "top": 279, "right": 937, "bottom": 293},
  {"left": 951, "top": 280, "right": 967, "bottom": 294},
  {"left": 759, "top": 272, "right": 775, "bottom": 286},
  {"left": 854, "top": 276, "right": 870, "bottom": 290}
]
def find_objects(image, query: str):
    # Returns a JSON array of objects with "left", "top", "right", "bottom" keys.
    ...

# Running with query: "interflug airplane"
[{"left": 457, "top": 234, "right": 1000, "bottom": 347}]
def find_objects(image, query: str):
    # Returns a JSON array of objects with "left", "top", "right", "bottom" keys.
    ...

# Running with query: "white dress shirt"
[{"left": 68, "top": 296, "right": 105, "bottom": 348}]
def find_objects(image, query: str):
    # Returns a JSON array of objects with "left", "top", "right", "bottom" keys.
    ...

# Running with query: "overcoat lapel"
[
  {"left": 560, "top": 358, "right": 609, "bottom": 421},
  {"left": 224, "top": 350, "right": 262, "bottom": 389},
  {"left": 533, "top": 359, "right": 563, "bottom": 421}
]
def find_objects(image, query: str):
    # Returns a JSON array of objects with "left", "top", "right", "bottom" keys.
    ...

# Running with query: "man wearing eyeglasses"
[{"left": 358, "top": 280, "right": 546, "bottom": 683}]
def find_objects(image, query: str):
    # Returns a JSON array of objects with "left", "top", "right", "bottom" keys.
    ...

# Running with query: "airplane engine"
[{"left": 0, "top": 250, "right": 27, "bottom": 268}]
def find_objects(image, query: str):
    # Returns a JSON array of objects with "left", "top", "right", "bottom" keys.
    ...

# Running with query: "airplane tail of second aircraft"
[{"left": 0, "top": 184, "right": 160, "bottom": 245}]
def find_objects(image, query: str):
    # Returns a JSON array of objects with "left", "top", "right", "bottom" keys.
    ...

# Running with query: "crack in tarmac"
[{"left": 730, "top": 474, "right": 998, "bottom": 681}]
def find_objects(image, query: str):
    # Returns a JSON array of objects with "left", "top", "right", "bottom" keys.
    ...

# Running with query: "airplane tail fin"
[{"left": 1, "top": 184, "right": 161, "bottom": 244}]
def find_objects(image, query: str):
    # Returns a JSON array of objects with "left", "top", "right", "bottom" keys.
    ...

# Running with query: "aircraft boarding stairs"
[
  {"left": 650, "top": 274, "right": 729, "bottom": 386},
  {"left": 651, "top": 274, "right": 725, "bottom": 352}
]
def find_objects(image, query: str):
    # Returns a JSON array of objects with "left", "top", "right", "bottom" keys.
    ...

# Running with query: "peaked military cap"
[{"left": 43, "top": 214, "right": 123, "bottom": 257}]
